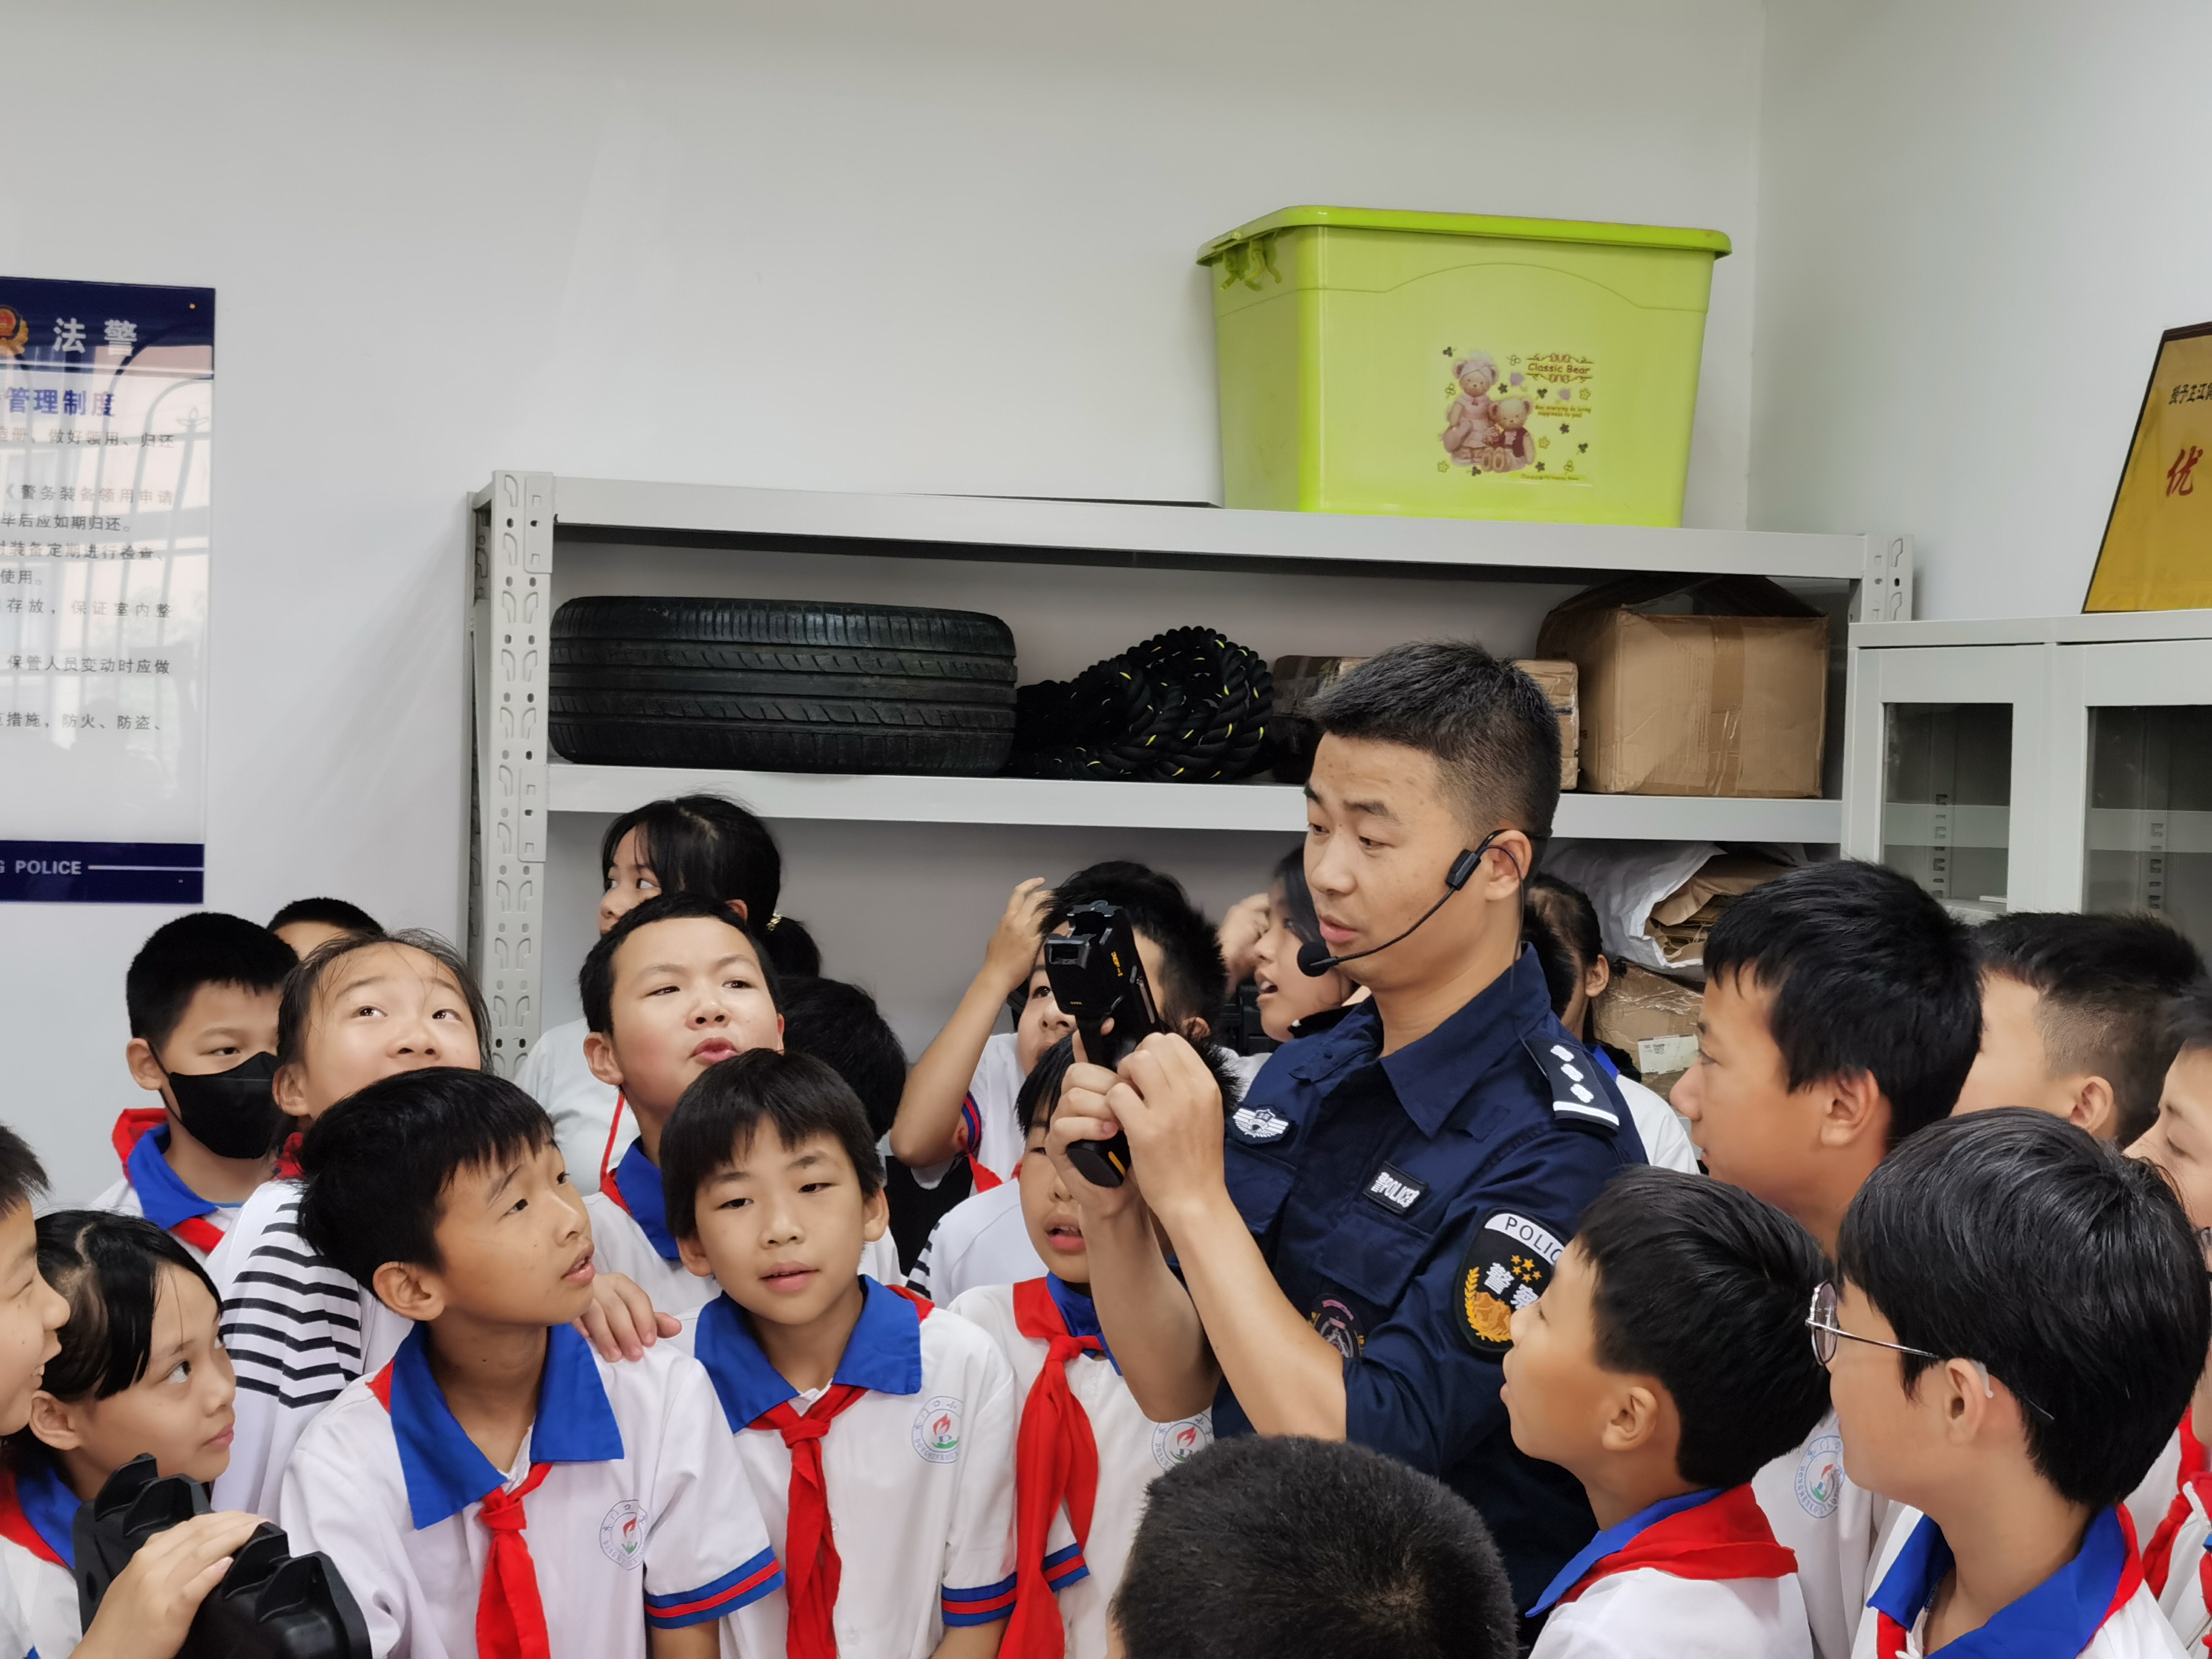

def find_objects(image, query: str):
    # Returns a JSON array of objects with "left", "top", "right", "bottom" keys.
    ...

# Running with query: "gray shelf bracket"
[
  {"left": 468, "top": 471, "right": 554, "bottom": 1079},
  {"left": 1857, "top": 533, "right": 1915, "bottom": 623}
]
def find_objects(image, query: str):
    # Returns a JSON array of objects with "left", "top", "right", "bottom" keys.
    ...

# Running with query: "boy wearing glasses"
[
  {"left": 1822, "top": 1108, "right": 2204, "bottom": 1658},
  {"left": 1672, "top": 862, "right": 1982, "bottom": 1659},
  {"left": 1501, "top": 1168, "right": 1831, "bottom": 1657}
]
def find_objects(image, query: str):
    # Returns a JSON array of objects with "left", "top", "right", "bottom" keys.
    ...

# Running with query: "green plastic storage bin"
[{"left": 1199, "top": 206, "right": 1730, "bottom": 525}]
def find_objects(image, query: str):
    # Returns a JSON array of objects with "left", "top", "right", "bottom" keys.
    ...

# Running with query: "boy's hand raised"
[
  {"left": 576, "top": 1270, "right": 681, "bottom": 1362},
  {"left": 74, "top": 1509, "right": 264, "bottom": 1659},
  {"left": 984, "top": 877, "right": 1053, "bottom": 993},
  {"left": 1218, "top": 891, "right": 1270, "bottom": 988}
]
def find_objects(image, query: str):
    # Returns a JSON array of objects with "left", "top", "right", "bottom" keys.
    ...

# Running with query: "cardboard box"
[
  {"left": 1536, "top": 575, "right": 1829, "bottom": 797},
  {"left": 1510, "top": 659, "right": 1580, "bottom": 790},
  {"left": 1270, "top": 655, "right": 1368, "bottom": 716},
  {"left": 1592, "top": 962, "right": 1703, "bottom": 1102}
]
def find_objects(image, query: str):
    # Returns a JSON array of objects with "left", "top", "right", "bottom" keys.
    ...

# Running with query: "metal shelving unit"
[{"left": 468, "top": 471, "right": 1905, "bottom": 1074}]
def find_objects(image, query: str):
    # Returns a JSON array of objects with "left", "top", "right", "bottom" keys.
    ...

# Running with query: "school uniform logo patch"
[
  {"left": 1453, "top": 1211, "right": 1566, "bottom": 1355},
  {"left": 599, "top": 1500, "right": 648, "bottom": 1568},
  {"left": 912, "top": 1395, "right": 965, "bottom": 1464},
  {"left": 1230, "top": 1105, "right": 1292, "bottom": 1144},
  {"left": 1795, "top": 1432, "right": 1845, "bottom": 1520},
  {"left": 1152, "top": 1416, "right": 1212, "bottom": 1473}
]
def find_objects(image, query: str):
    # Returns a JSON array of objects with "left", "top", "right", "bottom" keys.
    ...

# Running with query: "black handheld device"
[
  {"left": 75, "top": 1455, "right": 372, "bottom": 1659},
  {"left": 1042, "top": 900, "right": 1163, "bottom": 1189}
]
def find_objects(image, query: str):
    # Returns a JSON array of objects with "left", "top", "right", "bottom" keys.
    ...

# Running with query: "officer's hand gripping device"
[{"left": 1044, "top": 900, "right": 1165, "bottom": 1190}]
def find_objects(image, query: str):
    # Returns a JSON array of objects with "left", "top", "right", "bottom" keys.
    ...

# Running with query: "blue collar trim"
[
  {"left": 614, "top": 1141, "right": 679, "bottom": 1261},
  {"left": 126, "top": 1125, "right": 220, "bottom": 1233},
  {"left": 1527, "top": 1487, "right": 1723, "bottom": 1616},
  {"left": 15, "top": 1458, "right": 76, "bottom": 1571},
  {"left": 1379, "top": 948, "right": 1554, "bottom": 1136},
  {"left": 1869, "top": 1506, "right": 2131, "bottom": 1658},
  {"left": 693, "top": 1278, "right": 922, "bottom": 1431},
  {"left": 385, "top": 1323, "right": 623, "bottom": 1529},
  {"left": 1045, "top": 1274, "right": 1119, "bottom": 1374}
]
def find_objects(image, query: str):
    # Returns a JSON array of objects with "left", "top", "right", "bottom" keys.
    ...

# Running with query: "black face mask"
[{"left": 163, "top": 1051, "right": 285, "bottom": 1161}]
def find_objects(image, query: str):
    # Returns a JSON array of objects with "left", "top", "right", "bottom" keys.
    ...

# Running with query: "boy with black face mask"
[{"left": 93, "top": 912, "right": 297, "bottom": 1261}]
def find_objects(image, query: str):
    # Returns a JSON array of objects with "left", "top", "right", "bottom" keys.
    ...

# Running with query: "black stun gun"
[
  {"left": 1044, "top": 901, "right": 1163, "bottom": 1189},
  {"left": 76, "top": 1455, "right": 372, "bottom": 1659}
]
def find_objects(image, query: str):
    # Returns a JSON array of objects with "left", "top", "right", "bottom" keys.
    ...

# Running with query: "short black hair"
[
  {"left": 1576, "top": 1168, "right": 1831, "bottom": 1488},
  {"left": 1113, "top": 1435, "right": 1516, "bottom": 1659},
  {"left": 600, "top": 794, "right": 821, "bottom": 977},
  {"left": 0, "top": 1125, "right": 47, "bottom": 1218},
  {"left": 1045, "top": 860, "right": 1225, "bottom": 1030},
  {"left": 126, "top": 912, "right": 298, "bottom": 1053},
  {"left": 1840, "top": 1107, "right": 2207, "bottom": 1508},
  {"left": 1976, "top": 911, "right": 2206, "bottom": 1144},
  {"left": 1704, "top": 860, "right": 1979, "bottom": 1148},
  {"left": 2171, "top": 980, "right": 2212, "bottom": 1061},
  {"left": 779, "top": 976, "right": 907, "bottom": 1140},
  {"left": 1304, "top": 642, "right": 1560, "bottom": 843},
  {"left": 660, "top": 1049, "right": 885, "bottom": 1241},
  {"left": 579, "top": 893, "right": 783, "bottom": 1037},
  {"left": 266, "top": 896, "right": 382, "bottom": 937},
  {"left": 20, "top": 1211, "right": 218, "bottom": 1403},
  {"left": 1015, "top": 1037, "right": 1079, "bottom": 1138},
  {"left": 276, "top": 929, "right": 490, "bottom": 1073},
  {"left": 296, "top": 1068, "right": 554, "bottom": 1291}
]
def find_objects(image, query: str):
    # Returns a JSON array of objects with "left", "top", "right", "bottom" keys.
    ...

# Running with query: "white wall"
[
  {"left": 1, "top": 0, "right": 1766, "bottom": 1200},
  {"left": 1751, "top": 0, "right": 2212, "bottom": 618}
]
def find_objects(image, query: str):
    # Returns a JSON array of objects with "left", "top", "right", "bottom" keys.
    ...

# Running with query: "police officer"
[{"left": 1053, "top": 642, "right": 1647, "bottom": 1610}]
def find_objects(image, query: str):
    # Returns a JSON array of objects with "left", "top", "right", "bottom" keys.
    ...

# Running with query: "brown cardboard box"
[
  {"left": 1536, "top": 575, "right": 1829, "bottom": 797},
  {"left": 1271, "top": 655, "right": 1368, "bottom": 715},
  {"left": 1592, "top": 963, "right": 1703, "bottom": 1102},
  {"left": 1510, "top": 659, "right": 1580, "bottom": 790}
]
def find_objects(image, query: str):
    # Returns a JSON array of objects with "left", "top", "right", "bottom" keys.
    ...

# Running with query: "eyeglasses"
[{"left": 1805, "top": 1282, "right": 2053, "bottom": 1424}]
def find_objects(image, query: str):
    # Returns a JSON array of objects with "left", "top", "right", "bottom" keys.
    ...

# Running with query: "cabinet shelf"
[{"left": 546, "top": 762, "right": 1843, "bottom": 842}]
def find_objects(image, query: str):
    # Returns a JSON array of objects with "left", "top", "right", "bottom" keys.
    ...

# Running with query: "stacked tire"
[{"left": 549, "top": 597, "right": 1018, "bottom": 775}]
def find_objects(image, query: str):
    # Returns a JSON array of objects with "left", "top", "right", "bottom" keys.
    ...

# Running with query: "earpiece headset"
[{"left": 1295, "top": 827, "right": 1522, "bottom": 977}]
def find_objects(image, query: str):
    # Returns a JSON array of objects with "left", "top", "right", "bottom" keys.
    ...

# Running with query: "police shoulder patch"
[
  {"left": 1453, "top": 1210, "right": 1567, "bottom": 1355},
  {"left": 1522, "top": 1036, "right": 1621, "bottom": 1135}
]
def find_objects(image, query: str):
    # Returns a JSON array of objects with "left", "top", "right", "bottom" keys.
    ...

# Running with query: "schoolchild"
[
  {"left": 913, "top": 1048, "right": 1067, "bottom": 1304},
  {"left": 1521, "top": 877, "right": 1701, "bottom": 1175},
  {"left": 1110, "top": 1434, "right": 1518, "bottom": 1659},
  {"left": 0, "top": 1126, "right": 257, "bottom": 1659},
  {"left": 1953, "top": 911, "right": 2204, "bottom": 1142},
  {"left": 948, "top": 1032, "right": 1216, "bottom": 1659},
  {"left": 94, "top": 913, "right": 297, "bottom": 1261},
  {"left": 2119, "top": 984, "right": 2212, "bottom": 1647},
  {"left": 661, "top": 1049, "right": 1020, "bottom": 1659},
  {"left": 280, "top": 1069, "right": 782, "bottom": 1659},
  {"left": 1242, "top": 843, "right": 1362, "bottom": 1043},
  {"left": 517, "top": 794, "right": 820, "bottom": 1193},
  {"left": 209, "top": 928, "right": 490, "bottom": 1518},
  {"left": 266, "top": 896, "right": 381, "bottom": 959},
  {"left": 4, "top": 1213, "right": 238, "bottom": 1659},
  {"left": 1670, "top": 860, "right": 1980, "bottom": 1659},
  {"left": 1828, "top": 1108, "right": 2205, "bottom": 1659},
  {"left": 1503, "top": 1168, "right": 1829, "bottom": 1657}
]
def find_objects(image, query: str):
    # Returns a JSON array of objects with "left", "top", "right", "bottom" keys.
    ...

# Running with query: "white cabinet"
[{"left": 1845, "top": 610, "right": 2212, "bottom": 944}]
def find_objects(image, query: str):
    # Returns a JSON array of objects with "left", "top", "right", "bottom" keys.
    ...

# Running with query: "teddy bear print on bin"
[
  {"left": 1483, "top": 397, "right": 1534, "bottom": 472},
  {"left": 1439, "top": 351, "right": 1502, "bottom": 467}
]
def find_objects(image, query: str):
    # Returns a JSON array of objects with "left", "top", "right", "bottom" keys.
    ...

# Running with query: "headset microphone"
[{"left": 1295, "top": 831, "right": 1511, "bottom": 977}]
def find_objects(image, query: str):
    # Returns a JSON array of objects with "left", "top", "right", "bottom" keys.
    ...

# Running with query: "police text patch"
[
  {"left": 1453, "top": 1210, "right": 1564, "bottom": 1355},
  {"left": 1362, "top": 1163, "right": 1427, "bottom": 1217}
]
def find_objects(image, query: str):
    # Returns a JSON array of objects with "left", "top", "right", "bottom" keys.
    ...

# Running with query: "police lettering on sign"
[{"left": 1456, "top": 1210, "right": 1567, "bottom": 1355}]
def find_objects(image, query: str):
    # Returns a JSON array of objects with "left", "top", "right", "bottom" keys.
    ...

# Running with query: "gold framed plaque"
[{"left": 2085, "top": 322, "right": 2212, "bottom": 612}]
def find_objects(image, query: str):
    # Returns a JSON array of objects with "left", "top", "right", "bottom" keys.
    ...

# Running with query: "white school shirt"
[
  {"left": 1754, "top": 1410, "right": 1891, "bottom": 1659},
  {"left": 210, "top": 1178, "right": 413, "bottom": 1518},
  {"left": 1856, "top": 1504, "right": 2183, "bottom": 1659},
  {"left": 669, "top": 1278, "right": 1019, "bottom": 1659},
  {"left": 512, "top": 1018, "right": 619, "bottom": 1196},
  {"left": 907, "top": 1032, "right": 1031, "bottom": 1193},
  {"left": 2149, "top": 1478, "right": 2212, "bottom": 1650},
  {"left": 2133, "top": 1428, "right": 2189, "bottom": 1547},
  {"left": 948, "top": 1278, "right": 1213, "bottom": 1659},
  {"left": 1527, "top": 1485, "right": 1811, "bottom": 1659},
  {"left": 910, "top": 1181, "right": 1045, "bottom": 1304},
  {"left": 0, "top": 1568, "right": 33, "bottom": 1659},
  {"left": 1614, "top": 1076, "right": 1701, "bottom": 1175},
  {"left": 279, "top": 1324, "right": 782, "bottom": 1659},
  {"left": 88, "top": 1114, "right": 242, "bottom": 1264},
  {"left": 586, "top": 1144, "right": 900, "bottom": 1315},
  {"left": 0, "top": 1462, "right": 81, "bottom": 1659}
]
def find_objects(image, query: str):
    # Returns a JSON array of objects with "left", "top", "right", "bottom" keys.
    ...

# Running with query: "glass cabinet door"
[{"left": 2071, "top": 642, "right": 2212, "bottom": 950}]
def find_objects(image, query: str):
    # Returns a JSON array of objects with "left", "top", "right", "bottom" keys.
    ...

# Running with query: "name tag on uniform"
[{"left": 1362, "top": 1163, "right": 1427, "bottom": 1217}]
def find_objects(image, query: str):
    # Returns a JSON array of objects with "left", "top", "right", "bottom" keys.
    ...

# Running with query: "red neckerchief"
[
  {"left": 0, "top": 1467, "right": 65, "bottom": 1569},
  {"left": 752, "top": 1285, "right": 934, "bottom": 1659},
  {"left": 959, "top": 1093, "right": 1004, "bottom": 1192},
  {"left": 1002, "top": 1278, "right": 1103, "bottom": 1659},
  {"left": 1555, "top": 1484, "right": 1797, "bottom": 1607},
  {"left": 275, "top": 1131, "right": 303, "bottom": 1179},
  {"left": 110, "top": 1108, "right": 226, "bottom": 1255},
  {"left": 597, "top": 1093, "right": 632, "bottom": 1207},
  {"left": 2144, "top": 1413, "right": 2208, "bottom": 1596}
]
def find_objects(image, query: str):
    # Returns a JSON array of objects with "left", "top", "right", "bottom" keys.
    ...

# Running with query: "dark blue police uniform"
[{"left": 1213, "top": 947, "right": 1647, "bottom": 1607}]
